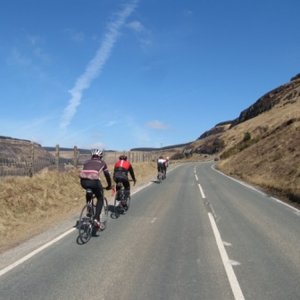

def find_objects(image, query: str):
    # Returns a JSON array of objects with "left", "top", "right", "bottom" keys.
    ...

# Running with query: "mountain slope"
[{"left": 186, "top": 75, "right": 300, "bottom": 205}]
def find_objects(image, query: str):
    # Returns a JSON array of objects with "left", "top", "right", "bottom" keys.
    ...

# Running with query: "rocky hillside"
[{"left": 183, "top": 74, "right": 300, "bottom": 205}]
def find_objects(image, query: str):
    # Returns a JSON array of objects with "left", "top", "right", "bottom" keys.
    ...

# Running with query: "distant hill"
[
  {"left": 183, "top": 74, "right": 300, "bottom": 205},
  {"left": 131, "top": 142, "right": 192, "bottom": 152}
]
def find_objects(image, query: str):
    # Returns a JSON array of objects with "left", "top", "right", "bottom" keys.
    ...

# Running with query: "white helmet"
[{"left": 91, "top": 148, "right": 104, "bottom": 157}]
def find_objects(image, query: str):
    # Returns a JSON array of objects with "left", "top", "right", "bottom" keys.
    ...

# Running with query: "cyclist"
[
  {"left": 165, "top": 156, "right": 170, "bottom": 169},
  {"left": 157, "top": 156, "right": 167, "bottom": 179},
  {"left": 79, "top": 148, "right": 112, "bottom": 230},
  {"left": 113, "top": 155, "right": 136, "bottom": 201}
]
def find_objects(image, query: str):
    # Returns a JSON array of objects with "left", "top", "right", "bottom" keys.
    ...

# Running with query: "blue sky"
[{"left": 1, "top": 0, "right": 299, "bottom": 150}]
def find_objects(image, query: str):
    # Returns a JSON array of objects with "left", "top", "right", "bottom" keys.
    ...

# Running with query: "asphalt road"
[{"left": 0, "top": 162, "right": 299, "bottom": 300}]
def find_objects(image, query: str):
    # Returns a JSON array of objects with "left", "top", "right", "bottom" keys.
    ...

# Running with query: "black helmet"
[{"left": 119, "top": 155, "right": 127, "bottom": 160}]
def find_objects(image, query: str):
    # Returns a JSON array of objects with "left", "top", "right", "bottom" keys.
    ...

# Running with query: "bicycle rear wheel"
[
  {"left": 78, "top": 203, "right": 94, "bottom": 243},
  {"left": 124, "top": 195, "right": 131, "bottom": 212},
  {"left": 111, "top": 196, "right": 120, "bottom": 219},
  {"left": 100, "top": 197, "right": 109, "bottom": 226},
  {"left": 158, "top": 172, "right": 162, "bottom": 183}
]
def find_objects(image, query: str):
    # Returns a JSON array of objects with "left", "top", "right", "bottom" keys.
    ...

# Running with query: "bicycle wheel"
[
  {"left": 78, "top": 203, "right": 94, "bottom": 243},
  {"left": 101, "top": 197, "right": 109, "bottom": 226},
  {"left": 111, "top": 194, "right": 121, "bottom": 219},
  {"left": 124, "top": 195, "right": 131, "bottom": 212},
  {"left": 158, "top": 172, "right": 162, "bottom": 183}
]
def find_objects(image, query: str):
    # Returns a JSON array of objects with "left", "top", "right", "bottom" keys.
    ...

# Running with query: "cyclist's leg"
[
  {"left": 123, "top": 178, "right": 130, "bottom": 198},
  {"left": 93, "top": 184, "right": 104, "bottom": 221},
  {"left": 80, "top": 179, "right": 92, "bottom": 203}
]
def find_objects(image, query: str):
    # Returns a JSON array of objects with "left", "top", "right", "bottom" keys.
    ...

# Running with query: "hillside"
[{"left": 183, "top": 75, "right": 300, "bottom": 205}]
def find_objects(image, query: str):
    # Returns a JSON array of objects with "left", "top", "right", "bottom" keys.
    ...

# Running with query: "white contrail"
[{"left": 60, "top": 0, "right": 139, "bottom": 129}]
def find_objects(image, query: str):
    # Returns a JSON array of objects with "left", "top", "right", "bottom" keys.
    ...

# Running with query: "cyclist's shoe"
[
  {"left": 99, "top": 222, "right": 106, "bottom": 231},
  {"left": 94, "top": 219, "right": 100, "bottom": 229}
]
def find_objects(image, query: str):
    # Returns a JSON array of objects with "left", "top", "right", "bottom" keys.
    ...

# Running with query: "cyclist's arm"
[
  {"left": 103, "top": 168, "right": 112, "bottom": 188},
  {"left": 128, "top": 165, "right": 136, "bottom": 182}
]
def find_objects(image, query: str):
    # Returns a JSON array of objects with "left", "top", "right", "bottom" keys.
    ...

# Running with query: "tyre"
[
  {"left": 111, "top": 197, "right": 120, "bottom": 219},
  {"left": 158, "top": 172, "right": 162, "bottom": 183},
  {"left": 78, "top": 203, "right": 94, "bottom": 243},
  {"left": 124, "top": 195, "right": 131, "bottom": 211},
  {"left": 101, "top": 197, "right": 109, "bottom": 226}
]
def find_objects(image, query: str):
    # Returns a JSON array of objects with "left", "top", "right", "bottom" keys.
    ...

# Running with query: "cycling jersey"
[
  {"left": 80, "top": 158, "right": 109, "bottom": 180},
  {"left": 114, "top": 159, "right": 136, "bottom": 181}
]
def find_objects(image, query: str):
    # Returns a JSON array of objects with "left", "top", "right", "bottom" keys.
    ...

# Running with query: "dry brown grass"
[
  {"left": 216, "top": 100, "right": 300, "bottom": 204},
  {"left": 184, "top": 90, "right": 300, "bottom": 206},
  {"left": 0, "top": 161, "right": 157, "bottom": 253}
]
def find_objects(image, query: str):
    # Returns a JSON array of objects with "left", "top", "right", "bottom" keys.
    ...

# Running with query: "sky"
[{"left": 0, "top": 0, "right": 299, "bottom": 151}]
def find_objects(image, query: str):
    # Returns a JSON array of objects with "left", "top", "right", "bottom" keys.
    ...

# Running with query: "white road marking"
[
  {"left": 195, "top": 174, "right": 198, "bottom": 181},
  {"left": 150, "top": 217, "right": 157, "bottom": 224},
  {"left": 223, "top": 241, "right": 232, "bottom": 247},
  {"left": 0, "top": 180, "right": 156, "bottom": 277},
  {"left": 198, "top": 183, "right": 206, "bottom": 198},
  {"left": 212, "top": 164, "right": 300, "bottom": 214},
  {"left": 229, "top": 259, "right": 241, "bottom": 266},
  {"left": 208, "top": 213, "right": 245, "bottom": 300},
  {"left": 0, "top": 228, "right": 76, "bottom": 278}
]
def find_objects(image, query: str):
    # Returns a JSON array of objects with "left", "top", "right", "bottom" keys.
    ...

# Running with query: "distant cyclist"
[
  {"left": 113, "top": 155, "right": 136, "bottom": 199},
  {"left": 79, "top": 148, "right": 112, "bottom": 230},
  {"left": 157, "top": 156, "right": 167, "bottom": 179}
]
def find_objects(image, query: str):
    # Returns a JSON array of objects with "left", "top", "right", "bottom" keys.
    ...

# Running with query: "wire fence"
[{"left": 0, "top": 144, "right": 162, "bottom": 178}]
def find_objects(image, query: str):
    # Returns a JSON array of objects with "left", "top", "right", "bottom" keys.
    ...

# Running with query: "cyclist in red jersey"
[{"left": 113, "top": 155, "right": 136, "bottom": 198}]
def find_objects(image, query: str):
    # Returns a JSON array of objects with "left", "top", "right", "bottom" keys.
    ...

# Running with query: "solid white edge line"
[
  {"left": 198, "top": 183, "right": 206, "bottom": 198},
  {"left": 0, "top": 178, "right": 166, "bottom": 277},
  {"left": 208, "top": 213, "right": 245, "bottom": 300},
  {"left": 0, "top": 228, "right": 76, "bottom": 278},
  {"left": 212, "top": 164, "right": 300, "bottom": 213}
]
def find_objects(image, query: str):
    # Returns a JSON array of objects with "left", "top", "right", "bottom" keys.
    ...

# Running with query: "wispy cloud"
[
  {"left": 147, "top": 120, "right": 169, "bottom": 130},
  {"left": 105, "top": 120, "right": 118, "bottom": 127},
  {"left": 126, "top": 19, "right": 152, "bottom": 49},
  {"left": 127, "top": 20, "right": 144, "bottom": 32},
  {"left": 60, "top": 0, "right": 139, "bottom": 130},
  {"left": 64, "top": 28, "right": 85, "bottom": 42}
]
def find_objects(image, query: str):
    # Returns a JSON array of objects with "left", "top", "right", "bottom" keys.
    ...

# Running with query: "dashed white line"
[
  {"left": 208, "top": 213, "right": 245, "bottom": 300},
  {"left": 195, "top": 174, "right": 199, "bottom": 181},
  {"left": 198, "top": 183, "right": 206, "bottom": 198}
]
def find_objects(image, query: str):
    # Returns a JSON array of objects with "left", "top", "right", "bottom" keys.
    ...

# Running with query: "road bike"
[
  {"left": 77, "top": 189, "right": 108, "bottom": 243},
  {"left": 111, "top": 182, "right": 131, "bottom": 219},
  {"left": 157, "top": 168, "right": 166, "bottom": 183}
]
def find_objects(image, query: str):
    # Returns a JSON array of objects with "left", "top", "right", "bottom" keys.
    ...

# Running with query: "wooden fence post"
[
  {"left": 73, "top": 146, "right": 78, "bottom": 167},
  {"left": 55, "top": 144, "right": 60, "bottom": 171},
  {"left": 28, "top": 142, "right": 34, "bottom": 177}
]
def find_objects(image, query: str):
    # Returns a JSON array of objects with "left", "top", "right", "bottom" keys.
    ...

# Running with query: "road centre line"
[
  {"left": 198, "top": 183, "right": 206, "bottom": 198},
  {"left": 208, "top": 213, "right": 245, "bottom": 300},
  {"left": 195, "top": 174, "right": 199, "bottom": 181}
]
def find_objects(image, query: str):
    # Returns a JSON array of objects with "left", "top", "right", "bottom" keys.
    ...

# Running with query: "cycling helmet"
[
  {"left": 119, "top": 155, "right": 127, "bottom": 160},
  {"left": 91, "top": 148, "right": 104, "bottom": 157}
]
